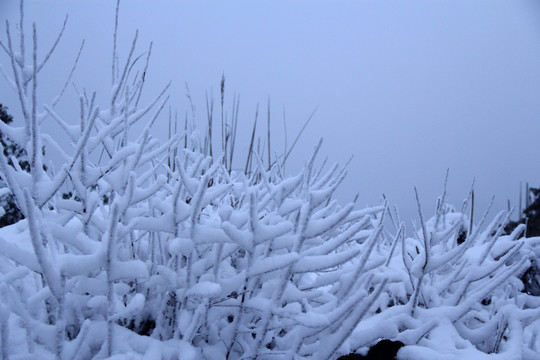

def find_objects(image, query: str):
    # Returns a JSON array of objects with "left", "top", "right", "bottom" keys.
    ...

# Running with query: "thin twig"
[
  {"left": 267, "top": 96, "right": 271, "bottom": 171},
  {"left": 282, "top": 106, "right": 317, "bottom": 168},
  {"left": 244, "top": 104, "right": 259, "bottom": 175},
  {"left": 52, "top": 40, "right": 84, "bottom": 107}
]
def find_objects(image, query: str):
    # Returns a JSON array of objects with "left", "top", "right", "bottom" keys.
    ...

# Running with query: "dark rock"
[
  {"left": 337, "top": 339, "right": 405, "bottom": 360},
  {"left": 521, "top": 259, "right": 540, "bottom": 296}
]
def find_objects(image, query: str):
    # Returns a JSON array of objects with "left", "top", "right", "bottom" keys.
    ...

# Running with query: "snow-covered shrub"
[
  {"left": 0, "top": 4, "right": 390, "bottom": 359},
  {"left": 1, "top": 3, "right": 540, "bottom": 360},
  {"left": 343, "top": 188, "right": 540, "bottom": 360}
]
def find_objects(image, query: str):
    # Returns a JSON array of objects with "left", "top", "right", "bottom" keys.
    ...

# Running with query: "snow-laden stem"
[
  {"left": 23, "top": 189, "right": 65, "bottom": 359},
  {"left": 433, "top": 169, "right": 449, "bottom": 232},
  {"left": 23, "top": 189, "right": 63, "bottom": 301},
  {"left": 112, "top": 0, "right": 119, "bottom": 85},
  {"left": 105, "top": 204, "right": 120, "bottom": 357},
  {"left": 111, "top": 30, "right": 138, "bottom": 113},
  {"left": 52, "top": 39, "right": 84, "bottom": 108},
  {"left": 478, "top": 210, "right": 513, "bottom": 264},
  {"left": 5, "top": 21, "right": 30, "bottom": 134},
  {"left": 55, "top": 289, "right": 65, "bottom": 360},
  {"left": 134, "top": 42, "right": 152, "bottom": 108},
  {"left": 320, "top": 279, "right": 388, "bottom": 360},
  {"left": 0, "top": 302, "right": 8, "bottom": 360},
  {"left": 37, "top": 106, "right": 98, "bottom": 208},
  {"left": 225, "top": 193, "right": 257, "bottom": 360},
  {"left": 78, "top": 96, "right": 87, "bottom": 186},
  {"left": 386, "top": 223, "right": 404, "bottom": 267},
  {"left": 18, "top": 0, "right": 24, "bottom": 71},
  {"left": 414, "top": 187, "right": 430, "bottom": 272},
  {"left": 339, "top": 207, "right": 385, "bottom": 303},
  {"left": 31, "top": 16, "right": 67, "bottom": 84},
  {"left": 30, "top": 23, "right": 42, "bottom": 198}
]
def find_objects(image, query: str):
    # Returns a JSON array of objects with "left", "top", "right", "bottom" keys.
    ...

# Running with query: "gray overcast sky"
[{"left": 1, "top": 0, "right": 540, "bottom": 226}]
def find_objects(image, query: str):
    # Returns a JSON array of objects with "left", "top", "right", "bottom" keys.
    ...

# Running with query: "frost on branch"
[{"left": 0, "top": 3, "right": 540, "bottom": 360}]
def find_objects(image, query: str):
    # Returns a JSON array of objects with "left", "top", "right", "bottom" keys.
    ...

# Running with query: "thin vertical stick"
[
  {"left": 184, "top": 111, "right": 188, "bottom": 149},
  {"left": 6, "top": 22, "right": 30, "bottom": 132},
  {"left": 79, "top": 95, "right": 88, "bottom": 233},
  {"left": 19, "top": 0, "right": 25, "bottom": 69},
  {"left": 111, "top": 30, "right": 138, "bottom": 109},
  {"left": 282, "top": 106, "right": 317, "bottom": 168},
  {"left": 31, "top": 23, "right": 41, "bottom": 198},
  {"left": 434, "top": 169, "right": 449, "bottom": 232},
  {"left": 205, "top": 91, "right": 214, "bottom": 159},
  {"left": 519, "top": 181, "right": 523, "bottom": 219},
  {"left": 526, "top": 182, "right": 530, "bottom": 209},
  {"left": 106, "top": 204, "right": 120, "bottom": 358},
  {"left": 0, "top": 303, "right": 8, "bottom": 360},
  {"left": 134, "top": 42, "right": 152, "bottom": 108},
  {"left": 244, "top": 104, "right": 258, "bottom": 175},
  {"left": 112, "top": 0, "right": 120, "bottom": 84},
  {"left": 52, "top": 40, "right": 84, "bottom": 108},
  {"left": 121, "top": 86, "right": 129, "bottom": 148},
  {"left": 282, "top": 106, "right": 287, "bottom": 174},
  {"left": 168, "top": 108, "right": 171, "bottom": 150},
  {"left": 220, "top": 74, "right": 225, "bottom": 160},
  {"left": 173, "top": 110, "right": 178, "bottom": 171},
  {"left": 167, "top": 107, "right": 172, "bottom": 181},
  {"left": 414, "top": 187, "right": 430, "bottom": 272},
  {"left": 258, "top": 137, "right": 262, "bottom": 159},
  {"left": 469, "top": 189, "right": 474, "bottom": 236},
  {"left": 33, "top": 15, "right": 68, "bottom": 81},
  {"left": 267, "top": 96, "right": 271, "bottom": 171},
  {"left": 229, "top": 94, "right": 239, "bottom": 174}
]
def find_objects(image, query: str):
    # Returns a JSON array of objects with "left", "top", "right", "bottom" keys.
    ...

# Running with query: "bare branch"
[
  {"left": 23, "top": 14, "right": 68, "bottom": 86},
  {"left": 18, "top": 0, "right": 25, "bottom": 68},
  {"left": 112, "top": 0, "right": 120, "bottom": 84},
  {"left": 282, "top": 106, "right": 317, "bottom": 168},
  {"left": 31, "top": 22, "right": 42, "bottom": 196},
  {"left": 6, "top": 20, "right": 30, "bottom": 131},
  {"left": 414, "top": 187, "right": 431, "bottom": 272},
  {"left": 52, "top": 40, "right": 84, "bottom": 107},
  {"left": 111, "top": 29, "right": 138, "bottom": 109},
  {"left": 135, "top": 42, "right": 152, "bottom": 108}
]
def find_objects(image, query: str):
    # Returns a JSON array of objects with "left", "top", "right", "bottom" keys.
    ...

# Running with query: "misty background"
[{"left": 1, "top": 0, "right": 539, "bottom": 226}]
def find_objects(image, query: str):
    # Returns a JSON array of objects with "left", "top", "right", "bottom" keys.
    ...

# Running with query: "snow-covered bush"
[
  {"left": 385, "top": 191, "right": 540, "bottom": 360},
  {"left": 0, "top": 3, "right": 539, "bottom": 360},
  {"left": 0, "top": 4, "right": 389, "bottom": 359}
]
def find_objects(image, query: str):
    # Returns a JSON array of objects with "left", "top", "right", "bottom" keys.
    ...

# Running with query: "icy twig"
[
  {"left": 6, "top": 21, "right": 30, "bottom": 131},
  {"left": 24, "top": 15, "right": 68, "bottom": 86},
  {"left": 30, "top": 23, "right": 43, "bottom": 197},
  {"left": 51, "top": 40, "right": 84, "bottom": 108},
  {"left": 105, "top": 204, "right": 120, "bottom": 357}
]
